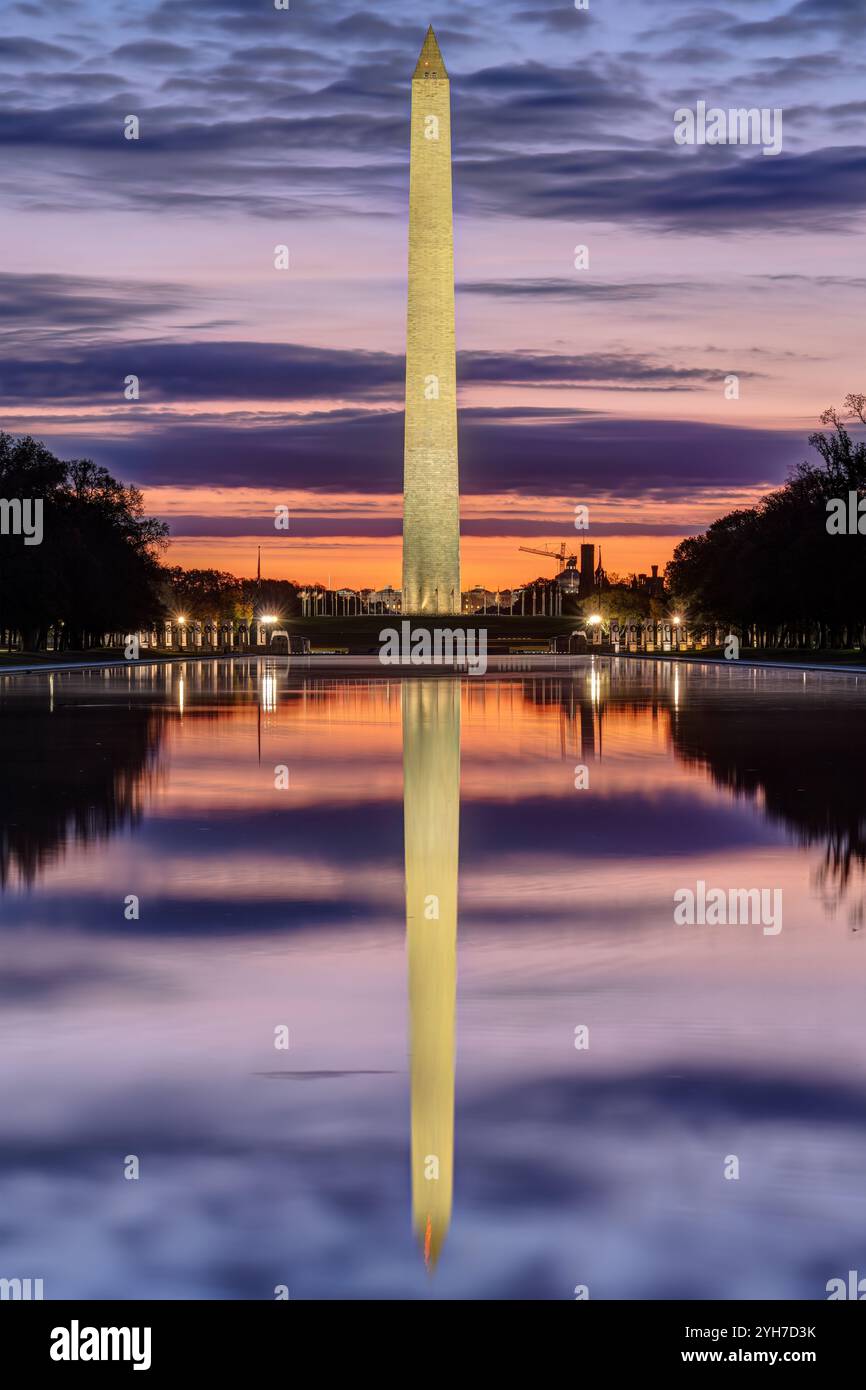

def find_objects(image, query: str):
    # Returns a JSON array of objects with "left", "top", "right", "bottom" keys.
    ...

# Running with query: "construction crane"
[{"left": 518, "top": 543, "right": 577, "bottom": 570}]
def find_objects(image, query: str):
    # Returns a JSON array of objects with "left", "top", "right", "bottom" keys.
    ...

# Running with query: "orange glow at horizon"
[
  {"left": 148, "top": 481, "right": 774, "bottom": 589},
  {"left": 161, "top": 531, "right": 681, "bottom": 588}
]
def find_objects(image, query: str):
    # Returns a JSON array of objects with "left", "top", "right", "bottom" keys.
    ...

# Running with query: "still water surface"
[{"left": 2, "top": 657, "right": 865, "bottom": 1299}]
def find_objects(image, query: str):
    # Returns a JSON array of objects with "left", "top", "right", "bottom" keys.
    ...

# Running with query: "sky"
[{"left": 1, "top": 0, "right": 865, "bottom": 589}]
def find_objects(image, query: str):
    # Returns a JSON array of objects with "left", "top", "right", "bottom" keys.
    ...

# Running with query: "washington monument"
[{"left": 402, "top": 26, "right": 461, "bottom": 615}]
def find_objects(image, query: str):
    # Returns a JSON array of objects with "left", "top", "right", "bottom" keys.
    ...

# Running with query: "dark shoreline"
[{"left": 2, "top": 650, "right": 866, "bottom": 678}]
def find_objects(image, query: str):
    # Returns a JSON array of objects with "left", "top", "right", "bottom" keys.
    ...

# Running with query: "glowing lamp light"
[
  {"left": 672, "top": 615, "right": 683, "bottom": 625},
  {"left": 587, "top": 614, "right": 602, "bottom": 626},
  {"left": 260, "top": 615, "right": 279, "bottom": 625},
  {"left": 176, "top": 615, "right": 187, "bottom": 626}
]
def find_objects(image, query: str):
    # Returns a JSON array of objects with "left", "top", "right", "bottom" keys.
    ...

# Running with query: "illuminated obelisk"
[
  {"left": 402, "top": 26, "right": 460, "bottom": 615},
  {"left": 403, "top": 679, "right": 460, "bottom": 1267}
]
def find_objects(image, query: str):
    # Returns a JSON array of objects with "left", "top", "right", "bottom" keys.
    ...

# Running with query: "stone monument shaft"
[{"left": 402, "top": 27, "right": 460, "bottom": 615}]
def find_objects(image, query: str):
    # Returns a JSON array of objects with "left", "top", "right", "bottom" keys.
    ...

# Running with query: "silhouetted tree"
[
  {"left": 161, "top": 569, "right": 300, "bottom": 626},
  {"left": 163, "top": 567, "right": 242, "bottom": 622},
  {"left": 666, "top": 397, "right": 866, "bottom": 648},
  {"left": 0, "top": 433, "right": 168, "bottom": 649},
  {"left": 592, "top": 584, "right": 651, "bottom": 624}
]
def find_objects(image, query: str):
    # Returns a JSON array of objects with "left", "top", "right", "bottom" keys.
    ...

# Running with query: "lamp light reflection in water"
[
  {"left": 261, "top": 674, "right": 278, "bottom": 714},
  {"left": 589, "top": 666, "right": 601, "bottom": 706}
]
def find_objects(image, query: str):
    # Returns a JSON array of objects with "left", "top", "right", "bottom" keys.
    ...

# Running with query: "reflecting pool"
[{"left": 2, "top": 657, "right": 865, "bottom": 1299}]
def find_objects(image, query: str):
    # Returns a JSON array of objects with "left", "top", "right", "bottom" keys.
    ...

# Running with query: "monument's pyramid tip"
[{"left": 413, "top": 26, "right": 448, "bottom": 79}]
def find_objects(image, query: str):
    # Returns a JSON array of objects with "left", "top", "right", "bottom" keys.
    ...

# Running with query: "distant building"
[
  {"left": 556, "top": 564, "right": 581, "bottom": 616},
  {"left": 595, "top": 549, "right": 608, "bottom": 590},
  {"left": 579, "top": 544, "right": 596, "bottom": 598},
  {"left": 368, "top": 585, "right": 402, "bottom": 612},
  {"left": 646, "top": 564, "right": 665, "bottom": 598},
  {"left": 628, "top": 565, "right": 665, "bottom": 598},
  {"left": 463, "top": 586, "right": 496, "bottom": 614},
  {"left": 556, "top": 568, "right": 581, "bottom": 594}
]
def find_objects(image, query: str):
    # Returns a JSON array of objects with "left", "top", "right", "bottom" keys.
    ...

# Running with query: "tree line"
[
  {"left": 4, "top": 405, "right": 865, "bottom": 653},
  {"left": 666, "top": 396, "right": 866, "bottom": 649},
  {"left": 0, "top": 433, "right": 298, "bottom": 652},
  {"left": 0, "top": 432, "right": 169, "bottom": 650}
]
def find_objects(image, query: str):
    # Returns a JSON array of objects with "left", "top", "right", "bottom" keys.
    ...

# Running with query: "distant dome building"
[
  {"left": 556, "top": 565, "right": 582, "bottom": 616},
  {"left": 556, "top": 567, "right": 581, "bottom": 593},
  {"left": 463, "top": 586, "right": 496, "bottom": 614}
]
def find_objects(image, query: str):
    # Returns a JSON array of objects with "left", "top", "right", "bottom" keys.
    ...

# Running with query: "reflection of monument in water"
[{"left": 402, "top": 678, "right": 460, "bottom": 1267}]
